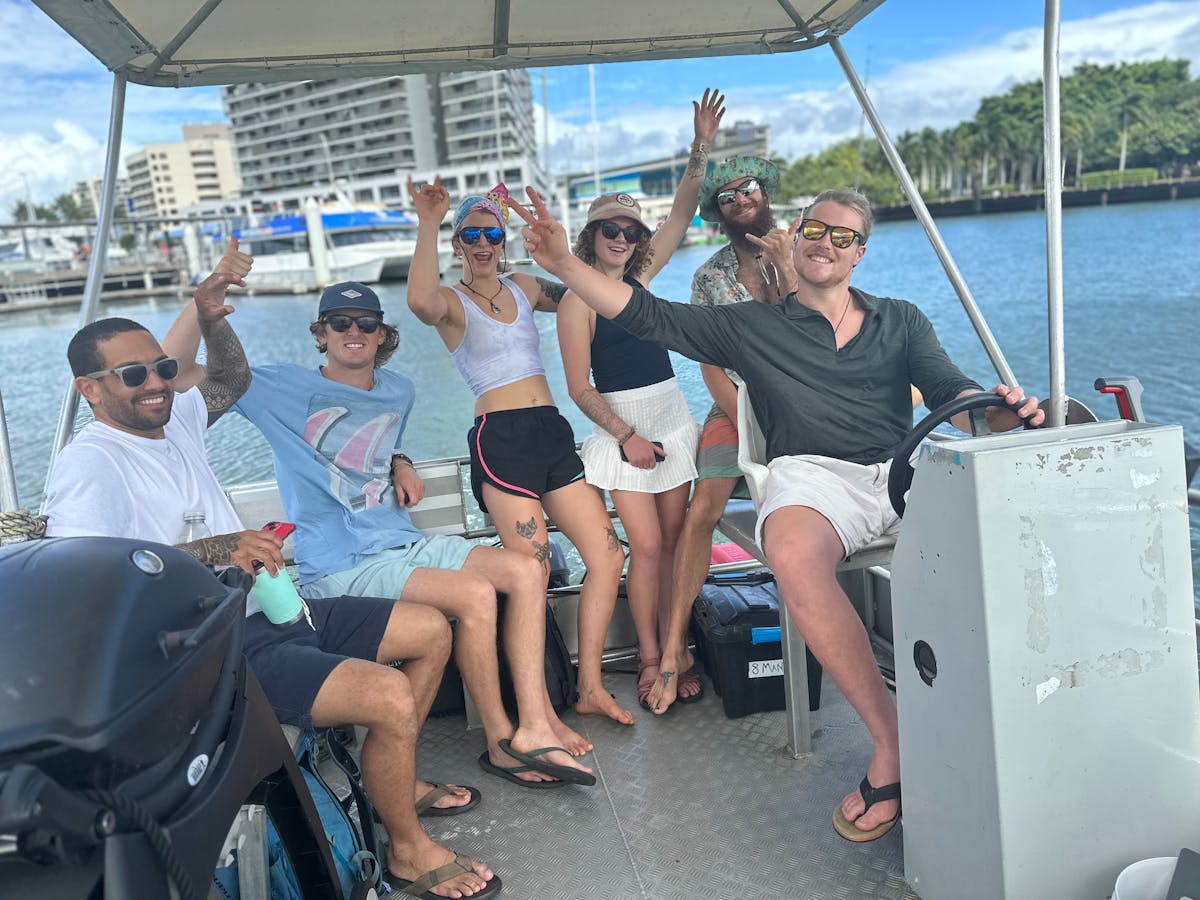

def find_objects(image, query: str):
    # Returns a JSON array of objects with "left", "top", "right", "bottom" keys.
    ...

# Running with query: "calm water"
[{"left": 2, "top": 200, "right": 1197, "bottom": 601}]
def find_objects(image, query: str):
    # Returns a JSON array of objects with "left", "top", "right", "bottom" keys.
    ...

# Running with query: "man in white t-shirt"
[{"left": 43, "top": 249, "right": 500, "bottom": 899}]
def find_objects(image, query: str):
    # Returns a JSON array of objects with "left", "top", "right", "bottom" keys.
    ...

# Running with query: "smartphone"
[
  {"left": 263, "top": 520, "right": 296, "bottom": 540},
  {"left": 620, "top": 440, "right": 664, "bottom": 465}
]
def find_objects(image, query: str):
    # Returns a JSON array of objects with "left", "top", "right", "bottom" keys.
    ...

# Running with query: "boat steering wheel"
[{"left": 887, "top": 392, "right": 1042, "bottom": 518}]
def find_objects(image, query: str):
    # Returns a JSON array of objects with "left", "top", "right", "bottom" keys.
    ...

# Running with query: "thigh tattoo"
[{"left": 515, "top": 516, "right": 537, "bottom": 539}]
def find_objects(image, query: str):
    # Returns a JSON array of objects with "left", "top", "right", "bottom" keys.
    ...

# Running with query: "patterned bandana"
[{"left": 452, "top": 183, "right": 511, "bottom": 231}]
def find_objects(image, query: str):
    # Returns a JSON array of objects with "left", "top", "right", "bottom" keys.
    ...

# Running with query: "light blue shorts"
[{"left": 299, "top": 535, "right": 475, "bottom": 601}]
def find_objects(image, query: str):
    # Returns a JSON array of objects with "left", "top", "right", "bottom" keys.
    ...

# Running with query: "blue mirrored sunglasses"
[{"left": 456, "top": 226, "right": 505, "bottom": 246}]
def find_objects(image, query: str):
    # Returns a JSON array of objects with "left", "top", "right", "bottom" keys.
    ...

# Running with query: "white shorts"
[
  {"left": 756, "top": 455, "right": 901, "bottom": 559},
  {"left": 580, "top": 377, "right": 699, "bottom": 494}
]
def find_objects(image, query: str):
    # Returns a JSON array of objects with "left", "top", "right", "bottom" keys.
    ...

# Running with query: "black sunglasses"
[
  {"left": 456, "top": 226, "right": 505, "bottom": 246},
  {"left": 323, "top": 314, "right": 382, "bottom": 333},
  {"left": 797, "top": 217, "right": 866, "bottom": 249},
  {"left": 597, "top": 220, "right": 647, "bottom": 243},
  {"left": 715, "top": 178, "right": 761, "bottom": 206},
  {"left": 86, "top": 357, "right": 180, "bottom": 388}
]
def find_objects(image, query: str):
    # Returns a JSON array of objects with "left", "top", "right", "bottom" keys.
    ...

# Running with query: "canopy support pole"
[
  {"left": 46, "top": 74, "right": 127, "bottom": 488},
  {"left": 1042, "top": 0, "right": 1067, "bottom": 427},
  {"left": 828, "top": 37, "right": 1017, "bottom": 388}
]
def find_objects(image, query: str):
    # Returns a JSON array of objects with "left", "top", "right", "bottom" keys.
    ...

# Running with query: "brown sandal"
[
  {"left": 636, "top": 656, "right": 661, "bottom": 710},
  {"left": 677, "top": 666, "right": 704, "bottom": 704}
]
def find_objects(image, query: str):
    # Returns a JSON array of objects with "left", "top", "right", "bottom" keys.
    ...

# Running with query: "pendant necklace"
[
  {"left": 460, "top": 280, "right": 504, "bottom": 314},
  {"left": 831, "top": 293, "right": 853, "bottom": 340}
]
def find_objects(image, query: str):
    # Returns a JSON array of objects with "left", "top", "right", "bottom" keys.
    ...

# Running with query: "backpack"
[
  {"left": 212, "top": 728, "right": 382, "bottom": 900},
  {"left": 497, "top": 599, "right": 578, "bottom": 715}
]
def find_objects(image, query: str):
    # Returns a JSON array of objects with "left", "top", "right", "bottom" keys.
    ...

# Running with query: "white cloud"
[
  {"left": 537, "top": 1, "right": 1200, "bottom": 174},
  {"left": 0, "top": 121, "right": 104, "bottom": 216}
]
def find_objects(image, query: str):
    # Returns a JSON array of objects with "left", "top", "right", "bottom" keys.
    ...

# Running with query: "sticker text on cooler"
[{"left": 748, "top": 658, "right": 784, "bottom": 678}]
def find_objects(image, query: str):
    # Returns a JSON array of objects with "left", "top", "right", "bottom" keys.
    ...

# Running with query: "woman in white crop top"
[{"left": 407, "top": 177, "right": 634, "bottom": 731}]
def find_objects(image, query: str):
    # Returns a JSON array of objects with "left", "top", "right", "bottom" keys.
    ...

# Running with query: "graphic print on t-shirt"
[{"left": 302, "top": 395, "right": 402, "bottom": 512}]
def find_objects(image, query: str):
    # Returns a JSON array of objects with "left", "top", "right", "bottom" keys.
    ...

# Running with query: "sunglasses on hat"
[
  {"left": 322, "top": 314, "right": 382, "bottom": 333},
  {"left": 85, "top": 357, "right": 180, "bottom": 388},
  {"left": 796, "top": 218, "right": 866, "bottom": 250},
  {"left": 597, "top": 220, "right": 647, "bottom": 243},
  {"left": 456, "top": 226, "right": 505, "bottom": 246},
  {"left": 715, "top": 179, "right": 762, "bottom": 207}
]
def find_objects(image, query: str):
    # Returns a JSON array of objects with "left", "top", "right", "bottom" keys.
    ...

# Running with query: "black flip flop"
[
  {"left": 477, "top": 751, "right": 568, "bottom": 789},
  {"left": 416, "top": 783, "right": 482, "bottom": 817},
  {"left": 386, "top": 853, "right": 501, "bottom": 899},
  {"left": 497, "top": 738, "right": 596, "bottom": 786}
]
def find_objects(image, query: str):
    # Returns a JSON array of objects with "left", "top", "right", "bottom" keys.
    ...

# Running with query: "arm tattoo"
[
  {"left": 535, "top": 276, "right": 568, "bottom": 305},
  {"left": 178, "top": 534, "right": 241, "bottom": 566},
  {"left": 197, "top": 317, "right": 252, "bottom": 423},
  {"left": 606, "top": 525, "right": 620, "bottom": 552},
  {"left": 686, "top": 146, "right": 708, "bottom": 178},
  {"left": 575, "top": 386, "right": 630, "bottom": 440},
  {"left": 532, "top": 538, "right": 552, "bottom": 573},
  {"left": 515, "top": 516, "right": 538, "bottom": 539}
]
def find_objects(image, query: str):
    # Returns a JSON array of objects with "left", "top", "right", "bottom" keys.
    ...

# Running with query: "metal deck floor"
[{"left": 399, "top": 665, "right": 917, "bottom": 900}]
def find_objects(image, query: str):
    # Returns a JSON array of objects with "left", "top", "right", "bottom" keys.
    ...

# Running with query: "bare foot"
[
  {"left": 575, "top": 686, "right": 634, "bottom": 725},
  {"left": 510, "top": 725, "right": 594, "bottom": 779},
  {"left": 646, "top": 646, "right": 693, "bottom": 715},
  {"left": 485, "top": 742, "right": 556, "bottom": 784},
  {"left": 549, "top": 714, "right": 593, "bottom": 756},
  {"left": 415, "top": 781, "right": 474, "bottom": 811},
  {"left": 388, "top": 841, "right": 494, "bottom": 898}
]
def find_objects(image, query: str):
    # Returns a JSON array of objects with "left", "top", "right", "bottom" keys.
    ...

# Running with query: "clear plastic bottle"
[{"left": 178, "top": 510, "right": 210, "bottom": 544}]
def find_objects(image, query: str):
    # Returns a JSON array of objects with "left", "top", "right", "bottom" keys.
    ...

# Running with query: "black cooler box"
[{"left": 692, "top": 572, "right": 823, "bottom": 719}]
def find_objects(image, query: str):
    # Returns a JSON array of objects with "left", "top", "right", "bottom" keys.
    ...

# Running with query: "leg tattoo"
[
  {"left": 533, "top": 539, "right": 552, "bottom": 572},
  {"left": 515, "top": 516, "right": 537, "bottom": 539},
  {"left": 605, "top": 525, "right": 620, "bottom": 551}
]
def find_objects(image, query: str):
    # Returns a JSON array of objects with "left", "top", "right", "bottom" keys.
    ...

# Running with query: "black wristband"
[{"left": 391, "top": 452, "right": 414, "bottom": 468}]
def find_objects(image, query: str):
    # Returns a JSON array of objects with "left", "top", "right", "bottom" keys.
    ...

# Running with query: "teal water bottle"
[
  {"left": 248, "top": 520, "right": 307, "bottom": 626},
  {"left": 250, "top": 566, "right": 307, "bottom": 626}
]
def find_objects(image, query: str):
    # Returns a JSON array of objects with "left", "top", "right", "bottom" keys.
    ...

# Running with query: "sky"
[{"left": 2, "top": 0, "right": 1199, "bottom": 215}]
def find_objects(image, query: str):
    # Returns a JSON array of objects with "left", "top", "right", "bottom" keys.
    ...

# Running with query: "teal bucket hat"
[{"left": 698, "top": 156, "right": 780, "bottom": 223}]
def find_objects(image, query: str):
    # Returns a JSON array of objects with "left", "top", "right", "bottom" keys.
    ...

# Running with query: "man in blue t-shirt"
[{"left": 168, "top": 279, "right": 595, "bottom": 790}]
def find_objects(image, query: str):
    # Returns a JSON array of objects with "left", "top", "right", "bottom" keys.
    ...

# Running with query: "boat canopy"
[{"left": 33, "top": 0, "right": 883, "bottom": 87}]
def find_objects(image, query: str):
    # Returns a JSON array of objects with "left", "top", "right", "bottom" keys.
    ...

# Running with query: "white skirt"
[{"left": 580, "top": 378, "right": 700, "bottom": 493}]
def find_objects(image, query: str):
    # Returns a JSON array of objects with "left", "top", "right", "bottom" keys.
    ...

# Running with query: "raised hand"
[
  {"left": 193, "top": 237, "right": 251, "bottom": 324},
  {"left": 693, "top": 87, "right": 726, "bottom": 145},
  {"left": 214, "top": 235, "right": 252, "bottom": 282},
  {"left": 512, "top": 187, "right": 573, "bottom": 274},
  {"left": 407, "top": 175, "right": 450, "bottom": 221}
]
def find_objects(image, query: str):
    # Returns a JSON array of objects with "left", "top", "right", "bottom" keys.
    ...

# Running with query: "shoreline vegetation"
[{"left": 775, "top": 59, "right": 1200, "bottom": 214}]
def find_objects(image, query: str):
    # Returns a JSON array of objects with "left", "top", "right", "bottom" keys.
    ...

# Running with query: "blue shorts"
[
  {"left": 468, "top": 406, "right": 585, "bottom": 513},
  {"left": 298, "top": 535, "right": 475, "bottom": 602},
  {"left": 243, "top": 594, "right": 394, "bottom": 729}
]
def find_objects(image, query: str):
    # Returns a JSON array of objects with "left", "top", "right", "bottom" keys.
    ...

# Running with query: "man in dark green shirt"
[{"left": 515, "top": 185, "right": 1044, "bottom": 843}]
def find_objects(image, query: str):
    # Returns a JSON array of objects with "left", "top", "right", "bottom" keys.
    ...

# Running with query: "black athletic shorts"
[
  {"left": 467, "top": 406, "right": 585, "bottom": 513},
  {"left": 243, "top": 594, "right": 393, "bottom": 729}
]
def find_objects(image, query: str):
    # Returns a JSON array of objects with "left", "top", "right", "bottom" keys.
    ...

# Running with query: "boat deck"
[{"left": 398, "top": 664, "right": 916, "bottom": 900}]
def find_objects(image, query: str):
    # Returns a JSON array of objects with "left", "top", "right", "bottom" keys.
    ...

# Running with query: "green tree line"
[{"left": 778, "top": 59, "right": 1200, "bottom": 206}]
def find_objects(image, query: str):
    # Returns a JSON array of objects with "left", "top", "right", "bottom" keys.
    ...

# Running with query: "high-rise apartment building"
[
  {"left": 220, "top": 71, "right": 544, "bottom": 201},
  {"left": 124, "top": 123, "right": 240, "bottom": 220}
]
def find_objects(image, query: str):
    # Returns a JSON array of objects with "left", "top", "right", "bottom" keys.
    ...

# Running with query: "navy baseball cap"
[{"left": 317, "top": 282, "right": 383, "bottom": 316}]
